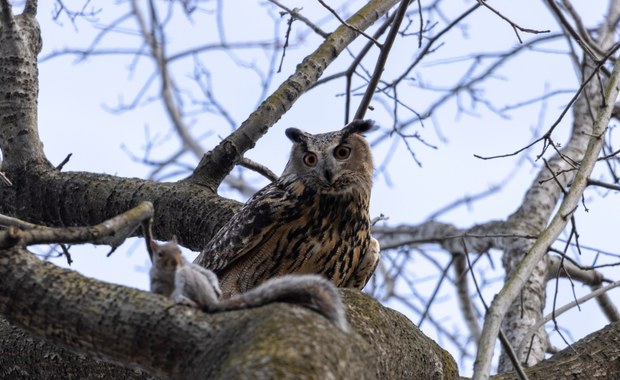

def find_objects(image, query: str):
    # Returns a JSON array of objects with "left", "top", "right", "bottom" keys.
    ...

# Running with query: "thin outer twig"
[
  {"left": 0, "top": 171, "right": 11, "bottom": 186},
  {"left": 277, "top": 14, "right": 294, "bottom": 73},
  {"left": 130, "top": 0, "right": 204, "bottom": 158},
  {"left": 417, "top": 256, "right": 455, "bottom": 328},
  {"left": 473, "top": 43, "right": 620, "bottom": 380},
  {"left": 316, "top": 0, "right": 382, "bottom": 47},
  {"left": 548, "top": 255, "right": 620, "bottom": 322},
  {"left": 477, "top": 0, "right": 549, "bottom": 43},
  {"left": 545, "top": 0, "right": 606, "bottom": 62},
  {"left": 517, "top": 279, "right": 620, "bottom": 360},
  {"left": 269, "top": 1, "right": 328, "bottom": 38},
  {"left": 475, "top": 43, "right": 620, "bottom": 161}
]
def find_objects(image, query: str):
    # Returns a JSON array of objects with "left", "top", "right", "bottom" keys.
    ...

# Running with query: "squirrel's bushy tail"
[{"left": 213, "top": 274, "right": 350, "bottom": 333}]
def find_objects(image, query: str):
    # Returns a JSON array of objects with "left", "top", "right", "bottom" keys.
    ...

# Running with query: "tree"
[{"left": 1, "top": 0, "right": 619, "bottom": 379}]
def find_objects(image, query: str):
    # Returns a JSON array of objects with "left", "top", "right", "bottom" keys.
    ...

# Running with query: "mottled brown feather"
[{"left": 194, "top": 120, "right": 380, "bottom": 297}]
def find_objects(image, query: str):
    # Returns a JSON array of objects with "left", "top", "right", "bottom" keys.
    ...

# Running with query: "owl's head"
[{"left": 281, "top": 119, "right": 375, "bottom": 191}]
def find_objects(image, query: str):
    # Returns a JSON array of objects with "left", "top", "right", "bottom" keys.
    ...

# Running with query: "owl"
[{"left": 194, "top": 119, "right": 380, "bottom": 298}]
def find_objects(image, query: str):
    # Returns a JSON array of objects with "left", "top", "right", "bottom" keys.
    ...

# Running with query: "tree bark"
[
  {"left": 0, "top": 244, "right": 458, "bottom": 379},
  {"left": 491, "top": 322, "right": 620, "bottom": 380}
]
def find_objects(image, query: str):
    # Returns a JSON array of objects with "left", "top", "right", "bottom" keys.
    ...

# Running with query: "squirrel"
[{"left": 148, "top": 237, "right": 350, "bottom": 332}]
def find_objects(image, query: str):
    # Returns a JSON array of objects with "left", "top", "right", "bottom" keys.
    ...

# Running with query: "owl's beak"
[{"left": 323, "top": 168, "right": 333, "bottom": 183}]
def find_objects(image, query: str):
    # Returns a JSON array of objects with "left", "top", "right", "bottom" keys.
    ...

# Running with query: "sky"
[{"left": 17, "top": 0, "right": 620, "bottom": 375}]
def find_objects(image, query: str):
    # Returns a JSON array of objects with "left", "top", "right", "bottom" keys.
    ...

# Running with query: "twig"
[
  {"left": 269, "top": 1, "right": 328, "bottom": 38},
  {"left": 0, "top": 202, "right": 154, "bottom": 250},
  {"left": 0, "top": 171, "right": 11, "bottom": 186},
  {"left": 239, "top": 157, "right": 278, "bottom": 182},
  {"left": 475, "top": 43, "right": 620, "bottom": 161},
  {"left": 548, "top": 255, "right": 620, "bottom": 322},
  {"left": 316, "top": 0, "right": 382, "bottom": 47},
  {"left": 418, "top": 256, "right": 454, "bottom": 328},
  {"left": 277, "top": 13, "right": 295, "bottom": 73},
  {"left": 130, "top": 0, "right": 204, "bottom": 158},
  {"left": 517, "top": 279, "right": 620, "bottom": 360},
  {"left": 371, "top": 213, "right": 388, "bottom": 226},
  {"left": 56, "top": 153, "right": 73, "bottom": 171},
  {"left": 587, "top": 178, "right": 620, "bottom": 191},
  {"left": 477, "top": 0, "right": 549, "bottom": 43},
  {"left": 472, "top": 42, "right": 620, "bottom": 380},
  {"left": 354, "top": 0, "right": 410, "bottom": 119},
  {"left": 545, "top": 0, "right": 606, "bottom": 63}
]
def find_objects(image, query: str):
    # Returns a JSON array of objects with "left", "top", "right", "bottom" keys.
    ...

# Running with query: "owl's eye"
[
  {"left": 333, "top": 145, "right": 351, "bottom": 160},
  {"left": 303, "top": 152, "right": 318, "bottom": 167}
]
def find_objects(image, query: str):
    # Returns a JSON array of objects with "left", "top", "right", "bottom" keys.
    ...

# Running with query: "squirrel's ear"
[
  {"left": 147, "top": 239, "right": 158, "bottom": 260},
  {"left": 171, "top": 235, "right": 178, "bottom": 244}
]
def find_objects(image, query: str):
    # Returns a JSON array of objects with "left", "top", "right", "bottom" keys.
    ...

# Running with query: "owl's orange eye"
[
  {"left": 333, "top": 145, "right": 351, "bottom": 160},
  {"left": 303, "top": 152, "right": 318, "bottom": 167}
]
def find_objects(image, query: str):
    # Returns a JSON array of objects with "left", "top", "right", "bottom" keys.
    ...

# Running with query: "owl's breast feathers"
[{"left": 196, "top": 174, "right": 375, "bottom": 296}]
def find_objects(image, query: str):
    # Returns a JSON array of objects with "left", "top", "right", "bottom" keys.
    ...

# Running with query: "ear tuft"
[
  {"left": 285, "top": 128, "right": 307, "bottom": 143},
  {"left": 341, "top": 119, "right": 376, "bottom": 138}
]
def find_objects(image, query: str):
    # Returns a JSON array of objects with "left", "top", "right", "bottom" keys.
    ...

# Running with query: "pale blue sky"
[{"left": 26, "top": 0, "right": 619, "bottom": 375}]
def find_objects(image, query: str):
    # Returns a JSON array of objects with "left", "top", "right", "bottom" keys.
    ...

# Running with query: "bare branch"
[
  {"left": 477, "top": 0, "right": 550, "bottom": 43},
  {"left": 473, "top": 45, "right": 620, "bottom": 380},
  {"left": 354, "top": 0, "right": 411, "bottom": 119},
  {"left": 186, "top": 0, "right": 400, "bottom": 190},
  {"left": 316, "top": 0, "right": 382, "bottom": 47},
  {"left": 269, "top": 1, "right": 329, "bottom": 38},
  {"left": 517, "top": 279, "right": 620, "bottom": 361},
  {"left": 587, "top": 178, "right": 620, "bottom": 191},
  {"left": 238, "top": 157, "right": 278, "bottom": 182},
  {"left": 0, "top": 202, "right": 153, "bottom": 250}
]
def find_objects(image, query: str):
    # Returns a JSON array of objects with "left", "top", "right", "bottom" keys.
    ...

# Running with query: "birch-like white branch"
[{"left": 472, "top": 55, "right": 620, "bottom": 380}]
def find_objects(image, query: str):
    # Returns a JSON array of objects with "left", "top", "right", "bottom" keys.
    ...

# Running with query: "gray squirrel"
[{"left": 148, "top": 237, "right": 350, "bottom": 332}]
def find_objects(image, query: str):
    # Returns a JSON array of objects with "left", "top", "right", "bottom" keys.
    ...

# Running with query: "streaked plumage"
[{"left": 194, "top": 119, "right": 380, "bottom": 297}]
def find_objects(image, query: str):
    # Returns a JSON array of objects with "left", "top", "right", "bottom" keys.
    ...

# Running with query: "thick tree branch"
[
  {"left": 490, "top": 321, "right": 620, "bottom": 380},
  {"left": 186, "top": 0, "right": 400, "bottom": 190},
  {"left": 0, "top": 0, "right": 46, "bottom": 171},
  {"left": 0, "top": 242, "right": 457, "bottom": 379}
]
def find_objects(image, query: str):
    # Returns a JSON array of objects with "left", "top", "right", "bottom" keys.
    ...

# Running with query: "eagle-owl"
[{"left": 194, "top": 119, "right": 380, "bottom": 298}]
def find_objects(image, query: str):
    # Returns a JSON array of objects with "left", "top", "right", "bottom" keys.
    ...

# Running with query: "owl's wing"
[
  {"left": 344, "top": 236, "right": 380, "bottom": 289},
  {"left": 195, "top": 179, "right": 305, "bottom": 274}
]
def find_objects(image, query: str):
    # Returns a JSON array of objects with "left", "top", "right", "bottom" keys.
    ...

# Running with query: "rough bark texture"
[
  {"left": 491, "top": 322, "right": 620, "bottom": 380},
  {"left": 0, "top": 165, "right": 240, "bottom": 251},
  {"left": 0, "top": 244, "right": 458, "bottom": 379},
  {"left": 2, "top": 1, "right": 620, "bottom": 378}
]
